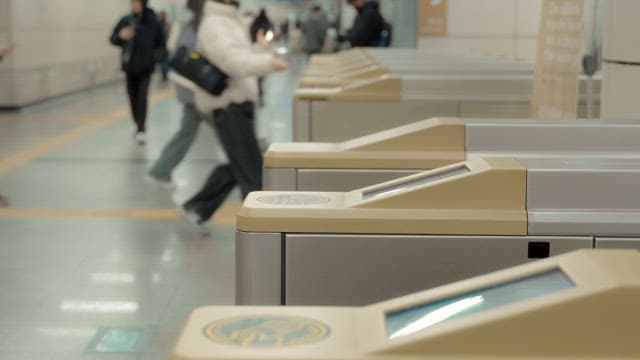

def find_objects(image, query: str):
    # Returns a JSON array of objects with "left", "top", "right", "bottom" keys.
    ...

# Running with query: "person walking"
[
  {"left": 249, "top": 8, "right": 273, "bottom": 44},
  {"left": 249, "top": 8, "right": 274, "bottom": 106},
  {"left": 343, "top": 0, "right": 385, "bottom": 47},
  {"left": 180, "top": 0, "right": 288, "bottom": 234},
  {"left": 146, "top": 0, "right": 206, "bottom": 189},
  {"left": 157, "top": 11, "right": 172, "bottom": 82},
  {"left": 0, "top": 46, "right": 11, "bottom": 207},
  {"left": 110, "top": 0, "right": 167, "bottom": 145},
  {"left": 302, "top": 5, "right": 329, "bottom": 55}
]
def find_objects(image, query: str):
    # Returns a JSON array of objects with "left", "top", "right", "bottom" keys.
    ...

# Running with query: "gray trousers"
[
  {"left": 149, "top": 104, "right": 202, "bottom": 181},
  {"left": 184, "top": 102, "right": 263, "bottom": 221}
]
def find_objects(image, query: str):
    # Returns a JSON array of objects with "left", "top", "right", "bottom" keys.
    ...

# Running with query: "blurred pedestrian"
[
  {"left": 0, "top": 46, "right": 11, "bottom": 207},
  {"left": 110, "top": 0, "right": 167, "bottom": 145},
  {"left": 146, "top": 0, "right": 206, "bottom": 189},
  {"left": 249, "top": 8, "right": 273, "bottom": 106},
  {"left": 249, "top": 8, "right": 273, "bottom": 43},
  {"left": 179, "top": 0, "right": 288, "bottom": 234},
  {"left": 342, "top": 0, "right": 384, "bottom": 47},
  {"left": 302, "top": 5, "right": 329, "bottom": 55},
  {"left": 158, "top": 11, "right": 172, "bottom": 82}
]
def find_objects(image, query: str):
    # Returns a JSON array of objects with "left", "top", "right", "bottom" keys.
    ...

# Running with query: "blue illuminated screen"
[{"left": 386, "top": 269, "right": 574, "bottom": 339}]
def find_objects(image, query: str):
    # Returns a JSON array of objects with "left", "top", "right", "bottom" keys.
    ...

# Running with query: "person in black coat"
[
  {"left": 110, "top": 0, "right": 166, "bottom": 144},
  {"left": 344, "top": 0, "right": 385, "bottom": 47},
  {"left": 249, "top": 9, "right": 273, "bottom": 44}
]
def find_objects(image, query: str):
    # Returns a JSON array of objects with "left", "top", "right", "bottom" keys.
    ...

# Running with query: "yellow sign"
[
  {"left": 419, "top": 0, "right": 447, "bottom": 37},
  {"left": 532, "top": 0, "right": 585, "bottom": 120}
]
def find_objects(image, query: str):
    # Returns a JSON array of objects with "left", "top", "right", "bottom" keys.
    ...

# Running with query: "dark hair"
[
  {"left": 257, "top": 8, "right": 268, "bottom": 20},
  {"left": 187, "top": 0, "right": 206, "bottom": 29},
  {"left": 312, "top": 5, "right": 321, "bottom": 12}
]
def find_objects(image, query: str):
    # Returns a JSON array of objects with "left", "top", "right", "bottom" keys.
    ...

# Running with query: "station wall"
[
  {"left": 418, "top": 0, "right": 542, "bottom": 62},
  {"left": 0, "top": 0, "right": 129, "bottom": 108}
]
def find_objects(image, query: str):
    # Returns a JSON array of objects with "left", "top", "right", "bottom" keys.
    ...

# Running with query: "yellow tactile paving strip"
[
  {"left": 0, "top": 201, "right": 241, "bottom": 225},
  {"left": 0, "top": 87, "right": 242, "bottom": 227},
  {"left": 0, "top": 88, "right": 175, "bottom": 177}
]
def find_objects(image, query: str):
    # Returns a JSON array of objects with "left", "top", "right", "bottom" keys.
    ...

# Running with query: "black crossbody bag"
[{"left": 169, "top": 46, "right": 228, "bottom": 96}]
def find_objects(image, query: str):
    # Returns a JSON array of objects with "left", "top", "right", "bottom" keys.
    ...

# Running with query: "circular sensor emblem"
[
  {"left": 203, "top": 316, "right": 331, "bottom": 347},
  {"left": 256, "top": 194, "right": 332, "bottom": 206}
]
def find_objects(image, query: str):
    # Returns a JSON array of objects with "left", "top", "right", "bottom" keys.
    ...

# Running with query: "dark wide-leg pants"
[{"left": 184, "top": 102, "right": 263, "bottom": 221}]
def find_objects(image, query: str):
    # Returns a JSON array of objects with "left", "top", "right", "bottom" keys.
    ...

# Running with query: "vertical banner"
[
  {"left": 532, "top": 0, "right": 585, "bottom": 120},
  {"left": 419, "top": 0, "right": 447, "bottom": 37}
]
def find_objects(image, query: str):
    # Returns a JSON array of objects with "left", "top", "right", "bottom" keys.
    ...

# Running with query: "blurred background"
[{"left": 0, "top": 0, "right": 604, "bottom": 108}]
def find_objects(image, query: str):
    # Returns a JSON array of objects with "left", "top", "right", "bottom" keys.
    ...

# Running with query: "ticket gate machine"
[
  {"left": 301, "top": 49, "right": 534, "bottom": 88},
  {"left": 301, "top": 58, "right": 534, "bottom": 88},
  {"left": 304, "top": 48, "right": 525, "bottom": 76},
  {"left": 236, "top": 158, "right": 640, "bottom": 306},
  {"left": 300, "top": 63, "right": 534, "bottom": 88},
  {"left": 264, "top": 118, "right": 640, "bottom": 191},
  {"left": 172, "top": 250, "right": 640, "bottom": 360},
  {"left": 293, "top": 75, "right": 601, "bottom": 142}
]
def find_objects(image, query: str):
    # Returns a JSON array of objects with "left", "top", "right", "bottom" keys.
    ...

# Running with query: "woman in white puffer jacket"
[{"left": 180, "top": 0, "right": 287, "bottom": 233}]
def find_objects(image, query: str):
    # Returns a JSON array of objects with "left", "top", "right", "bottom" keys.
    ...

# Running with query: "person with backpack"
[
  {"left": 146, "top": 0, "right": 207, "bottom": 189},
  {"left": 343, "top": 0, "right": 385, "bottom": 47},
  {"left": 110, "top": 0, "right": 167, "bottom": 145},
  {"left": 179, "top": 0, "right": 288, "bottom": 234}
]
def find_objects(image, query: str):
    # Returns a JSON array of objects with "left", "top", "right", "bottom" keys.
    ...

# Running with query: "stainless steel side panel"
[
  {"left": 284, "top": 234, "right": 591, "bottom": 306},
  {"left": 293, "top": 100, "right": 312, "bottom": 141},
  {"left": 529, "top": 211, "right": 640, "bottom": 236},
  {"left": 526, "top": 161, "right": 640, "bottom": 236},
  {"left": 459, "top": 101, "right": 530, "bottom": 118},
  {"left": 263, "top": 168, "right": 297, "bottom": 191},
  {"left": 235, "top": 231, "right": 283, "bottom": 305},
  {"left": 467, "top": 121, "right": 640, "bottom": 154},
  {"left": 297, "top": 169, "right": 420, "bottom": 192},
  {"left": 595, "top": 237, "right": 640, "bottom": 249}
]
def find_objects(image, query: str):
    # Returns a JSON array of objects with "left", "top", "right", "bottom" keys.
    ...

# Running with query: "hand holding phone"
[{"left": 119, "top": 26, "right": 136, "bottom": 41}]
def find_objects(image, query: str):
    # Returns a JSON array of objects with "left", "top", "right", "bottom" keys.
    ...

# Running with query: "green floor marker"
[{"left": 86, "top": 326, "right": 156, "bottom": 353}]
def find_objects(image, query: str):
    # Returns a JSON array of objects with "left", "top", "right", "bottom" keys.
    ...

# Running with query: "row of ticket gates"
[{"left": 169, "top": 49, "right": 638, "bottom": 359}]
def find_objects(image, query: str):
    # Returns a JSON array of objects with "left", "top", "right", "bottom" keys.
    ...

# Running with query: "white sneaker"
[
  {"left": 178, "top": 205, "right": 211, "bottom": 235},
  {"left": 145, "top": 174, "right": 177, "bottom": 191},
  {"left": 135, "top": 132, "right": 146, "bottom": 145}
]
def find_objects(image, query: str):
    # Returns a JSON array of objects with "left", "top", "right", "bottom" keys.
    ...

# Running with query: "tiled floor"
[{"left": 0, "top": 59, "right": 299, "bottom": 359}]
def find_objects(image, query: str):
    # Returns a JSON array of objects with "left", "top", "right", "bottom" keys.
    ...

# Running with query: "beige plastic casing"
[
  {"left": 303, "top": 62, "right": 382, "bottom": 75},
  {"left": 299, "top": 66, "right": 390, "bottom": 88},
  {"left": 170, "top": 250, "right": 640, "bottom": 359},
  {"left": 238, "top": 158, "right": 527, "bottom": 235},
  {"left": 294, "top": 75, "right": 403, "bottom": 102},
  {"left": 264, "top": 118, "right": 465, "bottom": 169},
  {"left": 364, "top": 249, "right": 640, "bottom": 357},
  {"left": 307, "top": 48, "right": 374, "bottom": 67}
]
